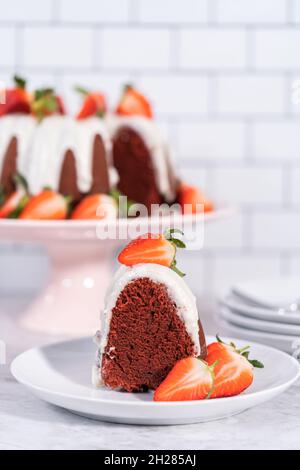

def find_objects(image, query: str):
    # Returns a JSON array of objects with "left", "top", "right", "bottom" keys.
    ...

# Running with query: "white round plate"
[
  {"left": 220, "top": 306, "right": 300, "bottom": 336},
  {"left": 221, "top": 295, "right": 300, "bottom": 325},
  {"left": 218, "top": 318, "right": 300, "bottom": 355},
  {"left": 232, "top": 278, "right": 300, "bottom": 309},
  {"left": 11, "top": 336, "right": 300, "bottom": 425}
]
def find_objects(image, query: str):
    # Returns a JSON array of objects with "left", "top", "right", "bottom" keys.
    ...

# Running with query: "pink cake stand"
[{"left": 0, "top": 207, "right": 233, "bottom": 336}]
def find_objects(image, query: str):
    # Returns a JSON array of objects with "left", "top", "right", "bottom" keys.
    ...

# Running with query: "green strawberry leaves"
[
  {"left": 74, "top": 85, "right": 90, "bottom": 96},
  {"left": 216, "top": 335, "right": 264, "bottom": 369},
  {"left": 32, "top": 88, "right": 59, "bottom": 121},
  {"left": 14, "top": 75, "right": 26, "bottom": 90},
  {"left": 110, "top": 188, "right": 136, "bottom": 218},
  {"left": 13, "top": 172, "right": 29, "bottom": 192}
]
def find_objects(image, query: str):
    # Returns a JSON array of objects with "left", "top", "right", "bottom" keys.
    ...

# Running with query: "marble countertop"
[{"left": 1, "top": 295, "right": 300, "bottom": 451}]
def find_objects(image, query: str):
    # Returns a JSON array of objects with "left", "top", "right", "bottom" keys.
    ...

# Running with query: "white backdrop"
[{"left": 0, "top": 0, "right": 300, "bottom": 297}]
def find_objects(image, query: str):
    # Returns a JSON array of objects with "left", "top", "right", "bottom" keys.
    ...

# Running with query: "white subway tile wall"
[
  {"left": 59, "top": 0, "right": 130, "bottom": 23},
  {"left": 214, "top": 0, "right": 288, "bottom": 24},
  {"left": 254, "top": 30, "right": 300, "bottom": 69},
  {"left": 0, "top": 28, "right": 16, "bottom": 67},
  {"left": 136, "top": 0, "right": 208, "bottom": 25},
  {"left": 178, "top": 29, "right": 247, "bottom": 69},
  {"left": 215, "top": 76, "right": 286, "bottom": 116},
  {"left": 177, "top": 121, "right": 246, "bottom": 160},
  {"left": 0, "top": 0, "right": 299, "bottom": 295},
  {"left": 0, "top": 0, "right": 53, "bottom": 22},
  {"left": 22, "top": 27, "right": 94, "bottom": 68}
]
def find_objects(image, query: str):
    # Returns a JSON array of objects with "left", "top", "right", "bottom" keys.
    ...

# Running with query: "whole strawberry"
[
  {"left": 20, "top": 189, "right": 69, "bottom": 220},
  {"left": 116, "top": 84, "right": 153, "bottom": 118},
  {"left": 75, "top": 86, "right": 107, "bottom": 120},
  {"left": 0, "top": 75, "right": 31, "bottom": 116}
]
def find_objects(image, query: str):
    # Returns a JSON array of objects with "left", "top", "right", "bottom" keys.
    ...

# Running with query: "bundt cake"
[
  {"left": 93, "top": 231, "right": 207, "bottom": 392},
  {"left": 0, "top": 79, "right": 214, "bottom": 219}
]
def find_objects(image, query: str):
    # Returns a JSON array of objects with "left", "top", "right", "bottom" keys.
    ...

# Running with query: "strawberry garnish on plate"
[
  {"left": 206, "top": 336, "right": 264, "bottom": 399},
  {"left": 0, "top": 173, "right": 29, "bottom": 219},
  {"left": 31, "top": 88, "right": 65, "bottom": 121},
  {"left": 75, "top": 86, "right": 107, "bottom": 120},
  {"left": 179, "top": 183, "right": 214, "bottom": 214},
  {"left": 0, "top": 75, "right": 31, "bottom": 116},
  {"left": 116, "top": 84, "right": 153, "bottom": 118},
  {"left": 71, "top": 194, "right": 117, "bottom": 220},
  {"left": 19, "top": 189, "right": 69, "bottom": 220},
  {"left": 154, "top": 357, "right": 216, "bottom": 402},
  {"left": 118, "top": 228, "right": 186, "bottom": 276}
]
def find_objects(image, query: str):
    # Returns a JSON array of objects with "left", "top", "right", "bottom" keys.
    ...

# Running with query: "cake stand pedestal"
[
  {"left": 0, "top": 207, "right": 233, "bottom": 336},
  {"left": 21, "top": 240, "right": 116, "bottom": 336}
]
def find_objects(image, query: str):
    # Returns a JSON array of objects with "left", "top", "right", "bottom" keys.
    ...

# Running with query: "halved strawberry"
[
  {"left": 206, "top": 336, "right": 264, "bottom": 399},
  {"left": 116, "top": 84, "right": 153, "bottom": 118},
  {"left": 71, "top": 194, "right": 117, "bottom": 220},
  {"left": 19, "top": 189, "right": 69, "bottom": 220},
  {"left": 75, "top": 86, "right": 107, "bottom": 120},
  {"left": 179, "top": 183, "right": 214, "bottom": 214},
  {"left": 118, "top": 228, "right": 186, "bottom": 276},
  {"left": 154, "top": 357, "right": 215, "bottom": 402},
  {"left": 0, "top": 75, "right": 31, "bottom": 116},
  {"left": 31, "top": 88, "right": 65, "bottom": 121},
  {"left": 0, "top": 173, "right": 29, "bottom": 218}
]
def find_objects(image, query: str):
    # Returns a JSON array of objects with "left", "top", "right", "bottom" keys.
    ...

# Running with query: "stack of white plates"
[{"left": 218, "top": 278, "right": 300, "bottom": 355}]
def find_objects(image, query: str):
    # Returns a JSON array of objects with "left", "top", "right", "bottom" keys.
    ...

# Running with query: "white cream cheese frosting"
[
  {"left": 92, "top": 263, "right": 201, "bottom": 386},
  {"left": 24, "top": 115, "right": 113, "bottom": 194},
  {"left": 105, "top": 114, "right": 176, "bottom": 202},
  {"left": 0, "top": 115, "right": 115, "bottom": 194},
  {"left": 0, "top": 114, "right": 176, "bottom": 199}
]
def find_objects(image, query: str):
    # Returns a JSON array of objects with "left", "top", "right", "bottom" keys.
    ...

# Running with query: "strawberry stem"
[
  {"left": 64, "top": 195, "right": 73, "bottom": 218},
  {"left": 170, "top": 261, "right": 185, "bottom": 278},
  {"left": 216, "top": 334, "right": 223, "bottom": 344},
  {"left": 96, "top": 109, "right": 105, "bottom": 118},
  {"left": 123, "top": 83, "right": 134, "bottom": 92},
  {"left": 165, "top": 228, "right": 186, "bottom": 277},
  {"left": 237, "top": 345, "right": 250, "bottom": 354},
  {"left": 0, "top": 184, "right": 6, "bottom": 206},
  {"left": 205, "top": 360, "right": 217, "bottom": 400}
]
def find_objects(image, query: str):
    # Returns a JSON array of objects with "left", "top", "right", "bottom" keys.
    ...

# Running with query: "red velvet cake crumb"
[
  {"left": 101, "top": 277, "right": 207, "bottom": 392},
  {"left": 112, "top": 127, "right": 176, "bottom": 210}
]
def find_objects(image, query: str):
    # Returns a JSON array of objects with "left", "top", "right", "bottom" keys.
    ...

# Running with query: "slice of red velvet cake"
[
  {"left": 105, "top": 85, "right": 179, "bottom": 211},
  {"left": 93, "top": 232, "right": 207, "bottom": 392},
  {"left": 106, "top": 116, "right": 178, "bottom": 210}
]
